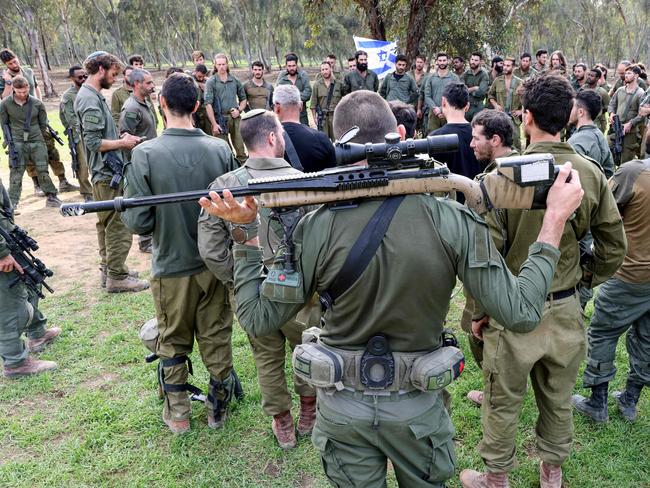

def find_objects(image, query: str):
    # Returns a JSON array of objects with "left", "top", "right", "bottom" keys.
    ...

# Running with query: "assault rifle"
[
  {"left": 610, "top": 114, "right": 624, "bottom": 166},
  {"left": 0, "top": 208, "right": 54, "bottom": 299},
  {"left": 2, "top": 121, "right": 20, "bottom": 169},
  {"left": 60, "top": 128, "right": 567, "bottom": 218},
  {"left": 315, "top": 106, "right": 325, "bottom": 131},
  {"left": 105, "top": 150, "right": 124, "bottom": 189},
  {"left": 46, "top": 124, "right": 65, "bottom": 145},
  {"left": 66, "top": 127, "right": 79, "bottom": 178}
]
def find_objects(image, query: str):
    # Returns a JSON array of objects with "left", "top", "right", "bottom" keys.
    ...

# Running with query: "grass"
[{"left": 0, "top": 281, "right": 648, "bottom": 488}]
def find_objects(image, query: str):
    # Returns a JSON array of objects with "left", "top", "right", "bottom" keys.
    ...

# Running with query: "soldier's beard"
[
  {"left": 357, "top": 63, "right": 368, "bottom": 72},
  {"left": 100, "top": 73, "right": 112, "bottom": 89}
]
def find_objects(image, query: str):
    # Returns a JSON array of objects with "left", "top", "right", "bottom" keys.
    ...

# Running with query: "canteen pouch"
[
  {"left": 292, "top": 342, "right": 344, "bottom": 390},
  {"left": 410, "top": 346, "right": 465, "bottom": 391}
]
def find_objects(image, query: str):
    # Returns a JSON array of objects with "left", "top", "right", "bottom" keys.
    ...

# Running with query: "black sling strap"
[
  {"left": 320, "top": 196, "right": 405, "bottom": 310},
  {"left": 283, "top": 132, "right": 304, "bottom": 171},
  {"left": 325, "top": 80, "right": 335, "bottom": 112},
  {"left": 23, "top": 97, "right": 34, "bottom": 142}
]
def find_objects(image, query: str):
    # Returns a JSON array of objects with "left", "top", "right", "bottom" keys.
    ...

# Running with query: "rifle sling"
[
  {"left": 23, "top": 97, "right": 34, "bottom": 142},
  {"left": 320, "top": 196, "right": 405, "bottom": 310},
  {"left": 325, "top": 80, "right": 335, "bottom": 112},
  {"left": 283, "top": 132, "right": 304, "bottom": 171}
]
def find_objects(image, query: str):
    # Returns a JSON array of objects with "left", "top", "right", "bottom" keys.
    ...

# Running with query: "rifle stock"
[
  {"left": 66, "top": 127, "right": 79, "bottom": 178},
  {"left": 2, "top": 122, "right": 20, "bottom": 169}
]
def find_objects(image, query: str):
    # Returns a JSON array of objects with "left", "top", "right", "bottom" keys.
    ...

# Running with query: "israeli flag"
[{"left": 353, "top": 36, "right": 398, "bottom": 79}]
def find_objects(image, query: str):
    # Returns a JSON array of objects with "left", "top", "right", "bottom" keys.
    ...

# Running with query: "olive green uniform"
[
  {"left": 110, "top": 86, "right": 131, "bottom": 126},
  {"left": 122, "top": 128, "right": 238, "bottom": 421},
  {"left": 461, "top": 68, "right": 489, "bottom": 121},
  {"left": 487, "top": 75, "right": 523, "bottom": 150},
  {"left": 205, "top": 74, "right": 248, "bottom": 162},
  {"left": 75, "top": 84, "right": 133, "bottom": 280},
  {"left": 568, "top": 124, "right": 615, "bottom": 178},
  {"left": 343, "top": 69, "right": 379, "bottom": 95},
  {"left": 118, "top": 94, "right": 158, "bottom": 154},
  {"left": 231, "top": 188, "right": 567, "bottom": 486},
  {"left": 513, "top": 66, "right": 537, "bottom": 80},
  {"left": 0, "top": 95, "right": 57, "bottom": 204},
  {"left": 410, "top": 70, "right": 429, "bottom": 135},
  {"left": 0, "top": 179, "right": 49, "bottom": 369},
  {"left": 581, "top": 85, "right": 610, "bottom": 133},
  {"left": 192, "top": 78, "right": 211, "bottom": 135},
  {"left": 197, "top": 156, "right": 316, "bottom": 417},
  {"left": 59, "top": 85, "right": 93, "bottom": 197},
  {"left": 582, "top": 159, "right": 650, "bottom": 389},
  {"left": 379, "top": 72, "right": 418, "bottom": 105},
  {"left": 424, "top": 71, "right": 459, "bottom": 132},
  {"left": 243, "top": 79, "right": 273, "bottom": 111},
  {"left": 608, "top": 85, "right": 645, "bottom": 164},
  {"left": 276, "top": 70, "right": 312, "bottom": 125},
  {"left": 309, "top": 78, "right": 343, "bottom": 141},
  {"left": 474, "top": 142, "right": 626, "bottom": 473}
]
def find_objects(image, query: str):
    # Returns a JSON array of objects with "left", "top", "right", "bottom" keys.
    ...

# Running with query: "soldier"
[
  {"left": 513, "top": 52, "right": 536, "bottom": 80},
  {"left": 243, "top": 61, "right": 274, "bottom": 111},
  {"left": 424, "top": 52, "right": 459, "bottom": 132},
  {"left": 191, "top": 64, "right": 212, "bottom": 134},
  {"left": 609, "top": 60, "right": 631, "bottom": 97},
  {"left": 572, "top": 158, "right": 650, "bottom": 424},
  {"left": 533, "top": 49, "right": 548, "bottom": 73},
  {"left": 127, "top": 54, "right": 144, "bottom": 69},
  {"left": 0, "top": 178, "right": 61, "bottom": 378},
  {"left": 75, "top": 51, "right": 149, "bottom": 293},
  {"left": 310, "top": 61, "right": 343, "bottom": 141},
  {"left": 461, "top": 73, "right": 625, "bottom": 488},
  {"left": 594, "top": 63, "right": 611, "bottom": 93},
  {"left": 568, "top": 90, "right": 614, "bottom": 178},
  {"left": 325, "top": 53, "right": 342, "bottom": 81},
  {"left": 389, "top": 100, "right": 417, "bottom": 138},
  {"left": 488, "top": 56, "right": 504, "bottom": 86},
  {"left": 641, "top": 90, "right": 650, "bottom": 157},
  {"left": 205, "top": 53, "right": 248, "bottom": 164},
  {"left": 452, "top": 55, "right": 465, "bottom": 78},
  {"left": 0, "top": 76, "right": 61, "bottom": 207},
  {"left": 122, "top": 73, "right": 239, "bottom": 434},
  {"left": 460, "top": 52, "right": 489, "bottom": 121},
  {"left": 347, "top": 56, "right": 356, "bottom": 72},
  {"left": 197, "top": 109, "right": 317, "bottom": 448},
  {"left": 276, "top": 53, "right": 312, "bottom": 126},
  {"left": 191, "top": 50, "right": 205, "bottom": 65},
  {"left": 59, "top": 66, "right": 93, "bottom": 202},
  {"left": 379, "top": 54, "right": 418, "bottom": 105},
  {"left": 608, "top": 65, "right": 645, "bottom": 164},
  {"left": 411, "top": 55, "right": 429, "bottom": 134},
  {"left": 0, "top": 48, "right": 77, "bottom": 196},
  {"left": 487, "top": 57, "right": 523, "bottom": 150},
  {"left": 343, "top": 50, "right": 379, "bottom": 95},
  {"left": 198, "top": 89, "right": 585, "bottom": 488},
  {"left": 582, "top": 67, "right": 611, "bottom": 133},
  {"left": 110, "top": 65, "right": 134, "bottom": 126},
  {"left": 571, "top": 62, "right": 587, "bottom": 91}
]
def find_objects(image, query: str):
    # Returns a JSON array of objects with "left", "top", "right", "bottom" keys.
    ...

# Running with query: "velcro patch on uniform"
[
  {"left": 125, "top": 111, "right": 138, "bottom": 119},
  {"left": 266, "top": 268, "right": 300, "bottom": 287},
  {"left": 85, "top": 114, "right": 100, "bottom": 124},
  {"left": 294, "top": 356, "right": 311, "bottom": 377},
  {"left": 261, "top": 268, "right": 305, "bottom": 303}
]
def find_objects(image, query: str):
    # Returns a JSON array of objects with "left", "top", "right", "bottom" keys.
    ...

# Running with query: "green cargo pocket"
[
  {"left": 409, "top": 409, "right": 456, "bottom": 483},
  {"left": 312, "top": 430, "right": 355, "bottom": 487}
]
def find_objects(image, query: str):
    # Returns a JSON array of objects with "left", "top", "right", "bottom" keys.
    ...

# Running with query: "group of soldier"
[{"left": 0, "top": 43, "right": 648, "bottom": 488}]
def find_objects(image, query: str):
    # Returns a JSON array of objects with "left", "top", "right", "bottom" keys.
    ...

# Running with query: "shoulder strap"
[
  {"left": 325, "top": 81, "right": 335, "bottom": 111},
  {"left": 23, "top": 97, "right": 34, "bottom": 139},
  {"left": 283, "top": 132, "right": 304, "bottom": 171},
  {"left": 320, "top": 196, "right": 405, "bottom": 310}
]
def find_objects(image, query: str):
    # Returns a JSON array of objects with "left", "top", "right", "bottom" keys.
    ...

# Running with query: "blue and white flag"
[{"left": 353, "top": 36, "right": 398, "bottom": 80}]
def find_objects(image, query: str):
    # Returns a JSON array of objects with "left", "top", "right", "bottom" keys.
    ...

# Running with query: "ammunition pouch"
[{"left": 293, "top": 328, "right": 465, "bottom": 393}]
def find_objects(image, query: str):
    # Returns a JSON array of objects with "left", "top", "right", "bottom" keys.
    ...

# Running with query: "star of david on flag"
[{"left": 353, "top": 36, "right": 398, "bottom": 80}]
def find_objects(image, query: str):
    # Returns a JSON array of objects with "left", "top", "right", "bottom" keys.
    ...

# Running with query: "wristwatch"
[{"left": 230, "top": 217, "right": 260, "bottom": 244}]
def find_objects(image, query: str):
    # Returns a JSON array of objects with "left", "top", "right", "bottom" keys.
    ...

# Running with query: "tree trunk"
[
  {"left": 60, "top": 2, "right": 81, "bottom": 64},
  {"left": 22, "top": 6, "right": 55, "bottom": 97},
  {"left": 192, "top": 0, "right": 201, "bottom": 49},
  {"left": 404, "top": 0, "right": 436, "bottom": 64},
  {"left": 359, "top": 0, "right": 386, "bottom": 40},
  {"left": 232, "top": 0, "right": 253, "bottom": 66}
]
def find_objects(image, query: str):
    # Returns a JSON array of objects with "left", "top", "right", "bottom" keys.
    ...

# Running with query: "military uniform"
[
  {"left": 488, "top": 75, "right": 523, "bottom": 150},
  {"left": 343, "top": 69, "right": 379, "bottom": 95},
  {"left": 229, "top": 182, "right": 573, "bottom": 486},
  {"left": 243, "top": 79, "right": 274, "bottom": 111},
  {"left": 424, "top": 71, "right": 459, "bottom": 132},
  {"left": 568, "top": 124, "right": 615, "bottom": 178},
  {"left": 118, "top": 95, "right": 158, "bottom": 152},
  {"left": 379, "top": 72, "right": 418, "bottom": 105},
  {"left": 309, "top": 78, "right": 343, "bottom": 141},
  {"left": 0, "top": 179, "right": 50, "bottom": 368},
  {"left": 410, "top": 70, "right": 429, "bottom": 135},
  {"left": 581, "top": 159, "right": 650, "bottom": 391},
  {"left": 197, "top": 156, "right": 316, "bottom": 420},
  {"left": 122, "top": 127, "right": 238, "bottom": 425},
  {"left": 474, "top": 141, "right": 625, "bottom": 473},
  {"left": 581, "top": 85, "right": 611, "bottom": 133},
  {"left": 192, "top": 78, "right": 212, "bottom": 135},
  {"left": 75, "top": 84, "right": 133, "bottom": 281},
  {"left": 608, "top": 85, "right": 645, "bottom": 164},
  {"left": 59, "top": 85, "right": 93, "bottom": 197},
  {"left": 513, "top": 66, "right": 537, "bottom": 80},
  {"left": 276, "top": 70, "right": 312, "bottom": 125},
  {"left": 110, "top": 86, "right": 131, "bottom": 126},
  {"left": 461, "top": 69, "right": 489, "bottom": 121},
  {"left": 205, "top": 74, "right": 248, "bottom": 162},
  {"left": 0, "top": 95, "right": 58, "bottom": 204}
]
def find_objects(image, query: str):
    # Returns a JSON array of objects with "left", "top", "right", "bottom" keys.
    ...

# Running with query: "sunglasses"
[{"left": 76, "top": 75, "right": 88, "bottom": 80}]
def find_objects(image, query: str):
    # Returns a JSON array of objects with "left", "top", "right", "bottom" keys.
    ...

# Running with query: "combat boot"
[
  {"left": 4, "top": 357, "right": 57, "bottom": 378},
  {"left": 106, "top": 275, "right": 149, "bottom": 293},
  {"left": 571, "top": 382, "right": 609, "bottom": 422},
  {"left": 459, "top": 469, "right": 509, "bottom": 488},
  {"left": 612, "top": 380, "right": 644, "bottom": 422},
  {"left": 540, "top": 461, "right": 562, "bottom": 488},
  {"left": 58, "top": 178, "right": 79, "bottom": 193},
  {"left": 297, "top": 395, "right": 316, "bottom": 436},
  {"left": 28, "top": 327, "right": 62, "bottom": 353},
  {"left": 162, "top": 412, "right": 190, "bottom": 434},
  {"left": 467, "top": 390, "right": 483, "bottom": 407},
  {"left": 32, "top": 177, "right": 45, "bottom": 197},
  {"left": 272, "top": 410, "right": 296, "bottom": 449},
  {"left": 100, "top": 267, "right": 140, "bottom": 288},
  {"left": 45, "top": 194, "right": 62, "bottom": 208}
]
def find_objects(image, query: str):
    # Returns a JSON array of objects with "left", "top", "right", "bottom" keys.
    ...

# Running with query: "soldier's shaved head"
[{"left": 333, "top": 91, "right": 397, "bottom": 144}]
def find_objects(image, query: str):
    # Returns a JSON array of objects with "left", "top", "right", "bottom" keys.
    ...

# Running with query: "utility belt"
[
  {"left": 546, "top": 286, "right": 576, "bottom": 302},
  {"left": 292, "top": 327, "right": 464, "bottom": 394}
]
